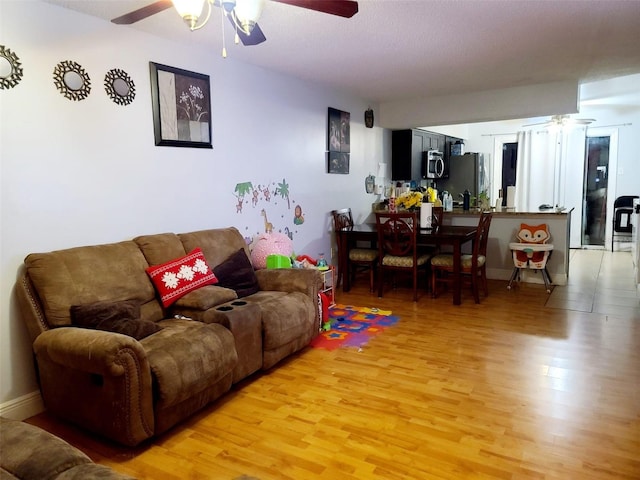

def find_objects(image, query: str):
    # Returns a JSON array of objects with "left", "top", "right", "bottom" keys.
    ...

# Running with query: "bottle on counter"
[
  {"left": 463, "top": 189, "right": 471, "bottom": 211},
  {"left": 389, "top": 184, "right": 397, "bottom": 213},
  {"left": 443, "top": 191, "right": 453, "bottom": 212}
]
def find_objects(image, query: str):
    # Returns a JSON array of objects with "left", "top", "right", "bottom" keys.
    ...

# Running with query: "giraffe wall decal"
[{"left": 261, "top": 209, "right": 273, "bottom": 233}]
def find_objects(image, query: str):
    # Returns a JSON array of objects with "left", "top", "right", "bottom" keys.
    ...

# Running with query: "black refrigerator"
[{"left": 435, "top": 153, "right": 487, "bottom": 206}]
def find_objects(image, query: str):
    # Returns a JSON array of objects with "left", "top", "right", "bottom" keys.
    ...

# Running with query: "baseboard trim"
[{"left": 0, "top": 391, "right": 44, "bottom": 420}]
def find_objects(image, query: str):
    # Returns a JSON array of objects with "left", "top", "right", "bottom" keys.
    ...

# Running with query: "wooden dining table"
[{"left": 337, "top": 223, "right": 478, "bottom": 305}]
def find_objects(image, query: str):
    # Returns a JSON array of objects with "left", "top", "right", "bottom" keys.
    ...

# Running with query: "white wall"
[
  {"left": 2, "top": 1, "right": 638, "bottom": 417},
  {"left": 444, "top": 78, "right": 640, "bottom": 249},
  {"left": 0, "top": 1, "right": 389, "bottom": 415},
  {"left": 379, "top": 80, "right": 580, "bottom": 130}
]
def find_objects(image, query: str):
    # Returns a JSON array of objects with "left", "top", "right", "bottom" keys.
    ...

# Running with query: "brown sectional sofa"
[
  {"left": 1, "top": 417, "right": 136, "bottom": 479},
  {"left": 16, "top": 227, "right": 321, "bottom": 447}
]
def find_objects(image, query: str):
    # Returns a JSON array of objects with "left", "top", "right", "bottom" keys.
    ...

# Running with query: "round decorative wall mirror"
[
  {"left": 53, "top": 60, "right": 91, "bottom": 101},
  {"left": 104, "top": 68, "right": 136, "bottom": 105},
  {"left": 0, "top": 45, "right": 24, "bottom": 89}
]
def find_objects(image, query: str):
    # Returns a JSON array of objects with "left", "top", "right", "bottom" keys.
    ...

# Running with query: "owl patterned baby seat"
[{"left": 507, "top": 223, "right": 554, "bottom": 293}]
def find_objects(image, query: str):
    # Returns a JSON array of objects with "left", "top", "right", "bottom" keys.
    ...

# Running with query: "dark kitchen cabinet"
[
  {"left": 392, "top": 129, "right": 449, "bottom": 181},
  {"left": 392, "top": 130, "right": 427, "bottom": 180}
]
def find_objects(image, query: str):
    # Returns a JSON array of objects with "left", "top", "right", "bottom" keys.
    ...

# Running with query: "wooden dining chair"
[
  {"left": 331, "top": 208, "right": 378, "bottom": 292},
  {"left": 430, "top": 212, "right": 493, "bottom": 303},
  {"left": 418, "top": 206, "right": 445, "bottom": 256},
  {"left": 375, "top": 211, "right": 433, "bottom": 302},
  {"left": 431, "top": 206, "right": 444, "bottom": 228}
]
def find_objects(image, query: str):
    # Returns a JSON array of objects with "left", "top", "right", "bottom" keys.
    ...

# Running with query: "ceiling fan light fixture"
[
  {"left": 233, "top": 0, "right": 265, "bottom": 35},
  {"left": 172, "top": 0, "right": 211, "bottom": 30}
]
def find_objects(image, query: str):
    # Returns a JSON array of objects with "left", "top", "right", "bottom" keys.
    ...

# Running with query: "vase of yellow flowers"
[{"left": 396, "top": 191, "right": 424, "bottom": 211}]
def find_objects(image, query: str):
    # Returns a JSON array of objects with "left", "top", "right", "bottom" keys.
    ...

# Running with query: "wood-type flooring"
[{"left": 26, "top": 249, "right": 640, "bottom": 479}]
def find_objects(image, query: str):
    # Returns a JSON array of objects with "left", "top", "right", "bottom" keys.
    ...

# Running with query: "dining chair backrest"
[
  {"left": 375, "top": 211, "right": 418, "bottom": 258},
  {"left": 432, "top": 207, "right": 444, "bottom": 228},
  {"left": 472, "top": 212, "right": 493, "bottom": 266},
  {"left": 331, "top": 208, "right": 354, "bottom": 231}
]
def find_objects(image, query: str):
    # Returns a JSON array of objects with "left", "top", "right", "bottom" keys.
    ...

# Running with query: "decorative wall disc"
[
  {"left": 53, "top": 60, "right": 91, "bottom": 101},
  {"left": 104, "top": 68, "right": 136, "bottom": 105},
  {"left": 0, "top": 45, "right": 24, "bottom": 89}
]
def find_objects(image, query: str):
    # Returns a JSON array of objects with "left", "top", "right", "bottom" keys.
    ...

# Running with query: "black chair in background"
[{"left": 611, "top": 195, "right": 639, "bottom": 251}]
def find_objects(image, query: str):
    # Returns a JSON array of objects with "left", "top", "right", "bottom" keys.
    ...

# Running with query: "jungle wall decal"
[{"left": 233, "top": 178, "right": 305, "bottom": 244}]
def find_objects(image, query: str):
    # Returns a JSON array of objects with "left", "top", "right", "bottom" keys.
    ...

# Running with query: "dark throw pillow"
[
  {"left": 213, "top": 248, "right": 260, "bottom": 298},
  {"left": 70, "top": 300, "right": 161, "bottom": 340}
]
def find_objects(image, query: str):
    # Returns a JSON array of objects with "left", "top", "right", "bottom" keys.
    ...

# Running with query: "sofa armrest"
[
  {"left": 33, "top": 327, "right": 154, "bottom": 446},
  {"left": 254, "top": 268, "right": 321, "bottom": 302},
  {"left": 34, "top": 327, "right": 148, "bottom": 376},
  {"left": 0, "top": 417, "right": 137, "bottom": 480}
]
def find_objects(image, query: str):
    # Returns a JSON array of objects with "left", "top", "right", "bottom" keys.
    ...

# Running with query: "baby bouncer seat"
[{"left": 507, "top": 223, "right": 554, "bottom": 293}]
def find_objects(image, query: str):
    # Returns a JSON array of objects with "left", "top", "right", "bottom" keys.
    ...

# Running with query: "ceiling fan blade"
[
  {"left": 228, "top": 15, "right": 267, "bottom": 46},
  {"left": 111, "top": 0, "right": 174, "bottom": 25},
  {"left": 572, "top": 118, "right": 596, "bottom": 125},
  {"left": 272, "top": 0, "right": 358, "bottom": 18}
]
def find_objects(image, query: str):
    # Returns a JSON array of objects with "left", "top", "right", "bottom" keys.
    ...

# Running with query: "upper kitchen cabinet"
[
  {"left": 392, "top": 130, "right": 424, "bottom": 181},
  {"left": 392, "top": 129, "right": 450, "bottom": 181}
]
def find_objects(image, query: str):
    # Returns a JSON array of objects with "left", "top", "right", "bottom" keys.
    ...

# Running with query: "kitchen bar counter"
[
  {"left": 442, "top": 208, "right": 572, "bottom": 286},
  {"left": 365, "top": 205, "right": 571, "bottom": 286},
  {"left": 444, "top": 207, "right": 569, "bottom": 216}
]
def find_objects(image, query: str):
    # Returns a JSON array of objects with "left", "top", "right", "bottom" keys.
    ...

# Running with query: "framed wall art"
[
  {"left": 149, "top": 62, "right": 212, "bottom": 148},
  {"left": 327, "top": 152, "right": 350, "bottom": 174},
  {"left": 327, "top": 107, "right": 350, "bottom": 173}
]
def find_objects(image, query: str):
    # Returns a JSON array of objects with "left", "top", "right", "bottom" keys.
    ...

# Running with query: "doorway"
[
  {"left": 582, "top": 136, "right": 610, "bottom": 246},
  {"left": 501, "top": 142, "right": 518, "bottom": 206}
]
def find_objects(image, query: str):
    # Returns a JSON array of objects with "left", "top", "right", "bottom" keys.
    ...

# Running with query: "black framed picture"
[
  {"left": 149, "top": 62, "right": 212, "bottom": 148},
  {"left": 327, "top": 107, "right": 350, "bottom": 173},
  {"left": 328, "top": 151, "right": 350, "bottom": 174},
  {"left": 327, "top": 107, "right": 350, "bottom": 153}
]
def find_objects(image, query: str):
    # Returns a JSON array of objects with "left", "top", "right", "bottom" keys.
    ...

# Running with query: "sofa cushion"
[
  {"left": 242, "top": 291, "right": 317, "bottom": 351},
  {"left": 179, "top": 227, "right": 250, "bottom": 270},
  {"left": 146, "top": 248, "right": 218, "bottom": 307},
  {"left": 70, "top": 300, "right": 162, "bottom": 340},
  {"left": 140, "top": 319, "right": 237, "bottom": 408},
  {"left": 133, "top": 232, "right": 186, "bottom": 266},
  {"left": 213, "top": 249, "right": 260, "bottom": 298},
  {"left": 24, "top": 241, "right": 158, "bottom": 327},
  {"left": 173, "top": 285, "right": 238, "bottom": 310}
]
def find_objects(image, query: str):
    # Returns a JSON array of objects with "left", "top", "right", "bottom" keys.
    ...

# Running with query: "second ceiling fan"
[
  {"left": 112, "top": 0, "right": 359, "bottom": 47},
  {"left": 523, "top": 114, "right": 596, "bottom": 128}
]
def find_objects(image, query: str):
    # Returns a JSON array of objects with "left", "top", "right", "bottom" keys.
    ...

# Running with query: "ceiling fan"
[
  {"left": 111, "top": 0, "right": 359, "bottom": 48},
  {"left": 523, "top": 114, "right": 596, "bottom": 128}
]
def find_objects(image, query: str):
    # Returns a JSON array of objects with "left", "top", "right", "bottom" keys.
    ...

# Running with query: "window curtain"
[{"left": 515, "top": 129, "right": 556, "bottom": 212}]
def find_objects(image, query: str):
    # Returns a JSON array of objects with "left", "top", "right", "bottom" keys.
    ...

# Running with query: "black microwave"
[{"left": 422, "top": 150, "right": 447, "bottom": 179}]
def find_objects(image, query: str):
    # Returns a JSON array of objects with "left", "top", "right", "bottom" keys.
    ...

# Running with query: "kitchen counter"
[
  {"left": 443, "top": 209, "right": 573, "bottom": 286},
  {"left": 445, "top": 207, "right": 569, "bottom": 216},
  {"left": 366, "top": 204, "right": 571, "bottom": 286}
]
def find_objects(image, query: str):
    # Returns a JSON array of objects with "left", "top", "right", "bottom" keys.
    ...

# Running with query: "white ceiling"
[{"left": 43, "top": 0, "right": 640, "bottom": 106}]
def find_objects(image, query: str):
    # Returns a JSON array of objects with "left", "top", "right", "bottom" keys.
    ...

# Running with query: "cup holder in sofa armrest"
[{"left": 216, "top": 300, "right": 248, "bottom": 311}]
